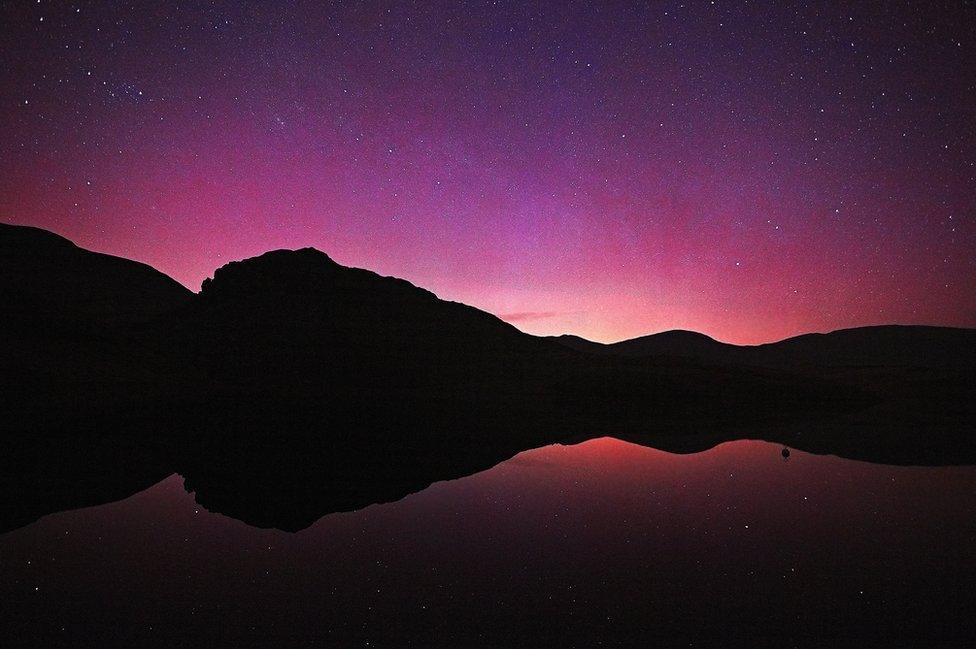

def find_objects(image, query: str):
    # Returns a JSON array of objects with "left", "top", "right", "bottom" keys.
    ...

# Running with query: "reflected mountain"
[
  {"left": 2, "top": 432, "right": 698, "bottom": 533},
  {"left": 4, "top": 425, "right": 975, "bottom": 534},
  {"left": 4, "top": 438, "right": 975, "bottom": 646},
  {"left": 1, "top": 223, "right": 975, "bottom": 533}
]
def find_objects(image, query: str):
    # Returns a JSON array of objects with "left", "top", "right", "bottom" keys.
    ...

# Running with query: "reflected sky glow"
[{"left": 2, "top": 438, "right": 974, "bottom": 643}]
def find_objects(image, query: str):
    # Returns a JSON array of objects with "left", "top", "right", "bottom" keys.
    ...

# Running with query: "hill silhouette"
[
  {"left": 551, "top": 325, "right": 975, "bottom": 369},
  {"left": 0, "top": 224, "right": 191, "bottom": 326},
  {"left": 552, "top": 330, "right": 730, "bottom": 361},
  {"left": 1, "top": 224, "right": 193, "bottom": 433},
  {"left": 1, "top": 223, "right": 974, "bottom": 531}
]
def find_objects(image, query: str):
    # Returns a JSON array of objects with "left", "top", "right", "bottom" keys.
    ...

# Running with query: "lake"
[{"left": 1, "top": 438, "right": 974, "bottom": 647}]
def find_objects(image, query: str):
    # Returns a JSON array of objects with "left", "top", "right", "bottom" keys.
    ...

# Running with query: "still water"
[{"left": 1, "top": 438, "right": 974, "bottom": 646}]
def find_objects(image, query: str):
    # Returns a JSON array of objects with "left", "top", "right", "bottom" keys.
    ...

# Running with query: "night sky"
[{"left": 2, "top": 1, "right": 973, "bottom": 343}]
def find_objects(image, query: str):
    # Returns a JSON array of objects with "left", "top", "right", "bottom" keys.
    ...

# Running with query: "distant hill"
[
  {"left": 550, "top": 326, "right": 976, "bottom": 369},
  {"left": 551, "top": 330, "right": 730, "bottom": 361}
]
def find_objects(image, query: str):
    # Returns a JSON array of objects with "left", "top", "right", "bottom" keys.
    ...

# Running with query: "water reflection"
[{"left": 1, "top": 438, "right": 974, "bottom": 646}]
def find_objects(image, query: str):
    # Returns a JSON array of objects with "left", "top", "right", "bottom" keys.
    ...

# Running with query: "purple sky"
[{"left": 2, "top": 1, "right": 973, "bottom": 342}]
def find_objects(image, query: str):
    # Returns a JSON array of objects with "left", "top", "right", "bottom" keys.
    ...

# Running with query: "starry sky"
[{"left": 2, "top": 1, "right": 974, "bottom": 343}]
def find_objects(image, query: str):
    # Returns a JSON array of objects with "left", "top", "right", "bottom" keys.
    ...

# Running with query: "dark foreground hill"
[
  {"left": 1, "top": 224, "right": 194, "bottom": 432},
  {"left": 1, "top": 222, "right": 974, "bottom": 531}
]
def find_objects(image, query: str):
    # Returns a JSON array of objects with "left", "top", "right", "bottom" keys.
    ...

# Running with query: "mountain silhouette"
[
  {"left": 552, "top": 325, "right": 975, "bottom": 369},
  {"left": 0, "top": 224, "right": 191, "bottom": 326},
  {"left": 1, "top": 224, "right": 193, "bottom": 433},
  {"left": 552, "top": 329, "right": 730, "bottom": 360},
  {"left": 169, "top": 244, "right": 877, "bottom": 449},
  {"left": 1, "top": 223, "right": 974, "bottom": 532}
]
